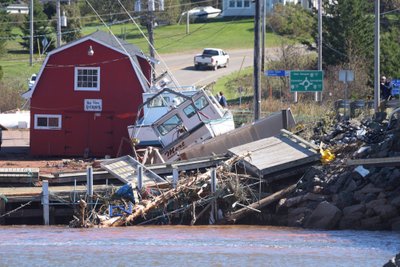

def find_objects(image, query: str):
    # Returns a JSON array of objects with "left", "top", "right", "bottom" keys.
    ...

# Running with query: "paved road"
[{"left": 155, "top": 48, "right": 279, "bottom": 87}]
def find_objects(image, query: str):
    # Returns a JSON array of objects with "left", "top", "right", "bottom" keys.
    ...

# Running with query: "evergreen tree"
[
  {"left": 19, "top": 0, "right": 55, "bottom": 53},
  {"left": 321, "top": 0, "right": 374, "bottom": 67},
  {"left": 61, "top": 3, "right": 82, "bottom": 43},
  {"left": 381, "top": 23, "right": 400, "bottom": 78},
  {"left": 0, "top": 9, "right": 12, "bottom": 58}
]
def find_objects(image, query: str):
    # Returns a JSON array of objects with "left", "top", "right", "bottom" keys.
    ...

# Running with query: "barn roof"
[
  {"left": 87, "top": 30, "right": 144, "bottom": 58},
  {"left": 22, "top": 30, "right": 150, "bottom": 98}
]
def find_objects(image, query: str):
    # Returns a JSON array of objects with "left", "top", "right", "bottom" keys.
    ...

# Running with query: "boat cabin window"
[
  {"left": 148, "top": 96, "right": 170, "bottom": 107},
  {"left": 194, "top": 96, "right": 209, "bottom": 110},
  {"left": 157, "top": 114, "right": 182, "bottom": 136},
  {"left": 183, "top": 104, "right": 197, "bottom": 118}
]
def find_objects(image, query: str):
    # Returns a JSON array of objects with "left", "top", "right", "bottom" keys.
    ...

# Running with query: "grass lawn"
[{"left": 0, "top": 18, "right": 287, "bottom": 85}]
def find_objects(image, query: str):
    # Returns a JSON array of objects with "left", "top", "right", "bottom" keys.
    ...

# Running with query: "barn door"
[
  {"left": 88, "top": 113, "right": 114, "bottom": 157},
  {"left": 64, "top": 112, "right": 89, "bottom": 156}
]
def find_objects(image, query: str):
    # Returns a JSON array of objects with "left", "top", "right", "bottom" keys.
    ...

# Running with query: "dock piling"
[
  {"left": 42, "top": 180, "right": 49, "bottom": 225},
  {"left": 87, "top": 167, "right": 93, "bottom": 209},
  {"left": 137, "top": 166, "right": 143, "bottom": 190},
  {"left": 211, "top": 169, "right": 218, "bottom": 223},
  {"left": 0, "top": 198, "right": 5, "bottom": 225},
  {"left": 172, "top": 168, "right": 179, "bottom": 188}
]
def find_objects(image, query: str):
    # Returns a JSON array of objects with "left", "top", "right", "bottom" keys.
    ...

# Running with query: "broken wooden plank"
[
  {"left": 346, "top": 157, "right": 400, "bottom": 167},
  {"left": 100, "top": 155, "right": 166, "bottom": 185},
  {"left": 220, "top": 183, "right": 297, "bottom": 224},
  {"left": 40, "top": 170, "right": 113, "bottom": 184},
  {"left": 147, "top": 155, "right": 228, "bottom": 175}
]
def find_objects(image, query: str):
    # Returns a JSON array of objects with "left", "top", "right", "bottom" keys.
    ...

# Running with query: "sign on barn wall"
[{"left": 84, "top": 99, "right": 102, "bottom": 112}]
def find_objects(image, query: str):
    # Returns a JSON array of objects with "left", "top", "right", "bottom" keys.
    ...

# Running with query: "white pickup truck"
[{"left": 194, "top": 48, "right": 229, "bottom": 70}]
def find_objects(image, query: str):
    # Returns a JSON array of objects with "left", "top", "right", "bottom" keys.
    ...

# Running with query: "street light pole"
[{"left": 374, "top": 0, "right": 380, "bottom": 112}]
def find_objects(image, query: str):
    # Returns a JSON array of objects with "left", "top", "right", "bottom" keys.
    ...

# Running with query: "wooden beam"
[
  {"left": 346, "top": 157, "right": 400, "bottom": 167},
  {"left": 220, "top": 183, "right": 297, "bottom": 224}
]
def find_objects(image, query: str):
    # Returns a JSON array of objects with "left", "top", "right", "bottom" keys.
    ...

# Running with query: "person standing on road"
[{"left": 218, "top": 91, "right": 228, "bottom": 108}]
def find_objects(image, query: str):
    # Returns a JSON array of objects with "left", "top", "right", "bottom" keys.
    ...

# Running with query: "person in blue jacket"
[{"left": 218, "top": 91, "right": 228, "bottom": 107}]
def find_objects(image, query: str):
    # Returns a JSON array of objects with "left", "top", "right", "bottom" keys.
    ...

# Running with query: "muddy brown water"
[{"left": 0, "top": 225, "right": 398, "bottom": 266}]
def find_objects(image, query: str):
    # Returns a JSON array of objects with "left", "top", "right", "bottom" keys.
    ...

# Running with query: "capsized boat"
[{"left": 127, "top": 87, "right": 235, "bottom": 162}]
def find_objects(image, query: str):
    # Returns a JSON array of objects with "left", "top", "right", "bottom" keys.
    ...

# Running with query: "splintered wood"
[{"left": 70, "top": 153, "right": 296, "bottom": 228}]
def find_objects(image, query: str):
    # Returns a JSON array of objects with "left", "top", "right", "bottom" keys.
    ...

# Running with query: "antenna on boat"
[
  {"left": 84, "top": 0, "right": 151, "bottom": 92},
  {"left": 117, "top": 0, "right": 182, "bottom": 90}
]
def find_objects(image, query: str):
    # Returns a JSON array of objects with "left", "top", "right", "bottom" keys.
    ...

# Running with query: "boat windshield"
[
  {"left": 148, "top": 96, "right": 170, "bottom": 107},
  {"left": 194, "top": 96, "right": 209, "bottom": 110},
  {"left": 157, "top": 114, "right": 183, "bottom": 136},
  {"left": 183, "top": 104, "right": 196, "bottom": 118}
]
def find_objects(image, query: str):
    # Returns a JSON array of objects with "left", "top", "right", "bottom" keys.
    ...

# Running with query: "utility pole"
[
  {"left": 315, "top": 0, "right": 322, "bottom": 102},
  {"left": 147, "top": 0, "right": 155, "bottom": 81},
  {"left": 29, "top": 0, "right": 33, "bottom": 66},
  {"left": 56, "top": 0, "right": 61, "bottom": 47},
  {"left": 374, "top": 0, "right": 380, "bottom": 112},
  {"left": 261, "top": 0, "right": 266, "bottom": 72},
  {"left": 186, "top": 10, "right": 190, "bottom": 35},
  {"left": 254, "top": 0, "right": 261, "bottom": 121}
]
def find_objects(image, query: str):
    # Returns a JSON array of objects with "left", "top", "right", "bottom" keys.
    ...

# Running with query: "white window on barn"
[
  {"left": 34, "top": 114, "right": 62, "bottom": 130},
  {"left": 74, "top": 67, "right": 100, "bottom": 91}
]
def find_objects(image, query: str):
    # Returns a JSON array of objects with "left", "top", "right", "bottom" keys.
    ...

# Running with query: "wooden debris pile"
[{"left": 69, "top": 154, "right": 296, "bottom": 227}]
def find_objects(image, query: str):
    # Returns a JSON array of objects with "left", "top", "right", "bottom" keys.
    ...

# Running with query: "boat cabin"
[{"left": 128, "top": 88, "right": 234, "bottom": 162}]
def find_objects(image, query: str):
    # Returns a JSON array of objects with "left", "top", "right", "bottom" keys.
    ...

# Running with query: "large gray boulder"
[
  {"left": 287, "top": 207, "right": 312, "bottom": 227},
  {"left": 343, "top": 204, "right": 366, "bottom": 215},
  {"left": 304, "top": 201, "right": 342, "bottom": 229},
  {"left": 383, "top": 252, "right": 400, "bottom": 267},
  {"left": 339, "top": 211, "right": 363, "bottom": 229},
  {"left": 391, "top": 217, "right": 400, "bottom": 231}
]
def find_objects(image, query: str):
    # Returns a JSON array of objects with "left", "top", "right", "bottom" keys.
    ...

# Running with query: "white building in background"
[
  {"left": 5, "top": 4, "right": 29, "bottom": 14},
  {"left": 0, "top": 110, "right": 30, "bottom": 129},
  {"left": 222, "top": 0, "right": 318, "bottom": 17}
]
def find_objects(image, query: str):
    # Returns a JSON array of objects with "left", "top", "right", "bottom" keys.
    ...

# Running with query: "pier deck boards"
[
  {"left": 228, "top": 129, "right": 320, "bottom": 179},
  {"left": 0, "top": 168, "right": 39, "bottom": 184},
  {"left": 0, "top": 185, "right": 113, "bottom": 202}
]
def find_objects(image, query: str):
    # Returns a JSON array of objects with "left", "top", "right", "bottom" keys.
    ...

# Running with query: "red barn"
[{"left": 23, "top": 31, "right": 151, "bottom": 157}]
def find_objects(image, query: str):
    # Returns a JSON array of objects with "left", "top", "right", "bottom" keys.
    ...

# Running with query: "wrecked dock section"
[{"left": 1, "top": 109, "right": 400, "bottom": 231}]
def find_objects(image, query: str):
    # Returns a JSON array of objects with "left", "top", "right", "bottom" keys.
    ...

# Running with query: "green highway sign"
[{"left": 290, "top": 70, "right": 324, "bottom": 92}]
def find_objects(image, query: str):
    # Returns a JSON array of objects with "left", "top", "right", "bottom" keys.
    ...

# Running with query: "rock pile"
[
  {"left": 272, "top": 110, "right": 400, "bottom": 230},
  {"left": 384, "top": 252, "right": 400, "bottom": 267}
]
